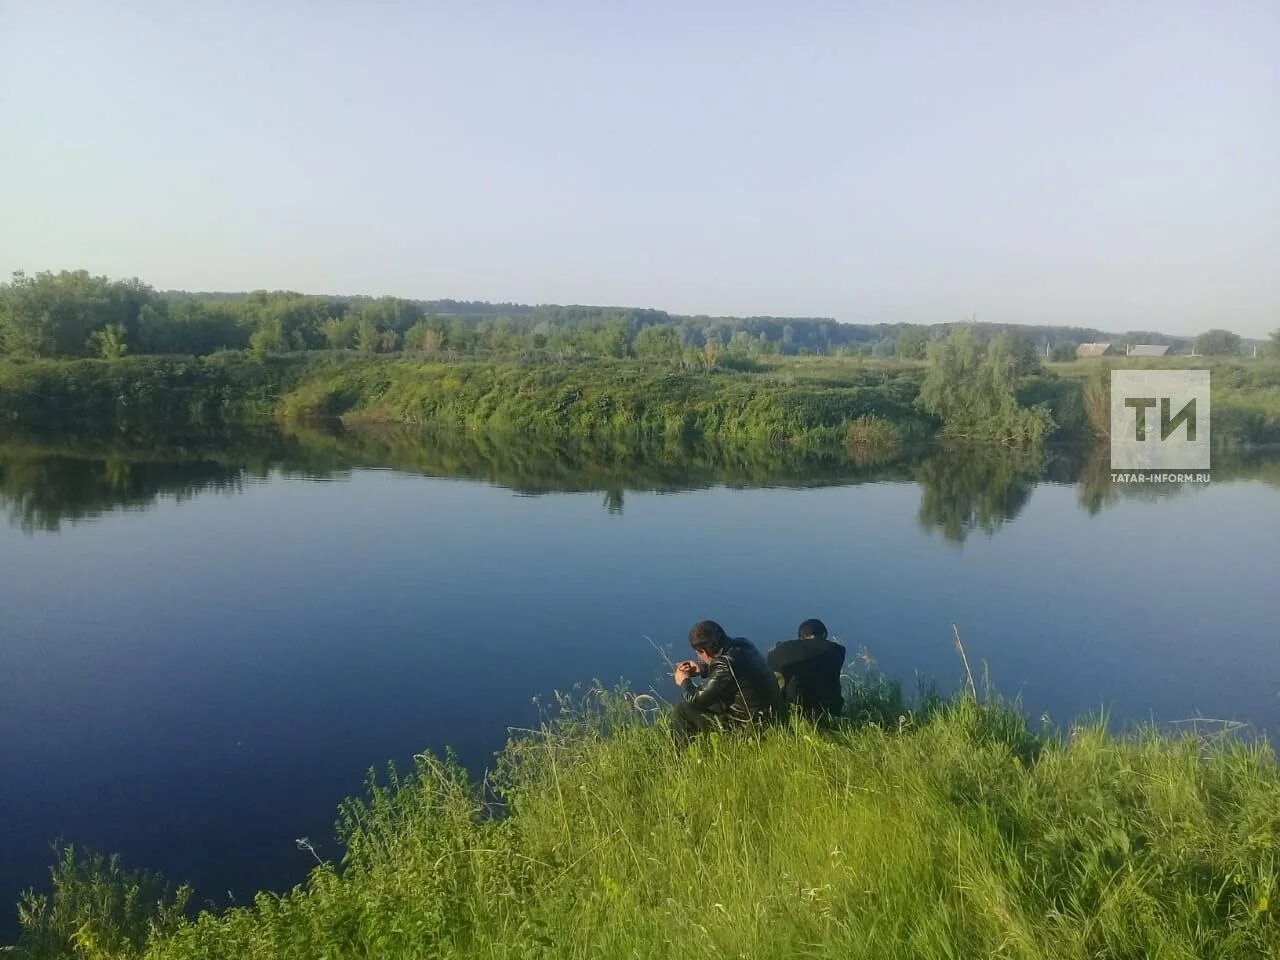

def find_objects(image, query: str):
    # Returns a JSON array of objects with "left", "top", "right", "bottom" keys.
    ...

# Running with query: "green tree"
[
  {"left": 917, "top": 326, "right": 1054, "bottom": 442},
  {"left": 992, "top": 330, "right": 1042, "bottom": 375},
  {"left": 1050, "top": 342, "right": 1076, "bottom": 362},
  {"left": 0, "top": 270, "right": 155, "bottom": 357},
  {"left": 446, "top": 318, "right": 478, "bottom": 353},
  {"left": 633, "top": 324, "right": 683, "bottom": 362},
  {"left": 1269, "top": 329, "right": 1280, "bottom": 358},
  {"left": 88, "top": 323, "right": 130, "bottom": 359},
  {"left": 1195, "top": 328, "right": 1241, "bottom": 356},
  {"left": 356, "top": 317, "right": 380, "bottom": 352},
  {"left": 249, "top": 317, "right": 289, "bottom": 357},
  {"left": 322, "top": 315, "right": 360, "bottom": 350},
  {"left": 135, "top": 300, "right": 252, "bottom": 355},
  {"left": 895, "top": 326, "right": 928, "bottom": 359},
  {"left": 404, "top": 320, "right": 445, "bottom": 354},
  {"left": 588, "top": 319, "right": 632, "bottom": 358}
]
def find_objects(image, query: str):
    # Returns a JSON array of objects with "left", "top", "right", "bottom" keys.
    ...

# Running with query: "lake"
[{"left": 2, "top": 425, "right": 1278, "bottom": 937}]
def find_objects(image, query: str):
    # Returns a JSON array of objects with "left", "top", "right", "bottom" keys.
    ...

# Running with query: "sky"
[{"left": 1, "top": 2, "right": 1277, "bottom": 336}]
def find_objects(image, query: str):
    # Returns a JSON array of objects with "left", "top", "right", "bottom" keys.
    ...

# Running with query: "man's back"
[
  {"left": 768, "top": 636, "right": 845, "bottom": 719},
  {"left": 686, "top": 637, "right": 783, "bottom": 725}
]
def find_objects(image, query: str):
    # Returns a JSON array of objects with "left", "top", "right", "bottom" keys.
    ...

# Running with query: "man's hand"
[{"left": 674, "top": 662, "right": 699, "bottom": 686}]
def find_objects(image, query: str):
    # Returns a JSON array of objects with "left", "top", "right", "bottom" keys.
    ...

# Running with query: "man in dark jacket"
[
  {"left": 768, "top": 618, "right": 845, "bottom": 720},
  {"left": 672, "top": 619, "right": 783, "bottom": 745}
]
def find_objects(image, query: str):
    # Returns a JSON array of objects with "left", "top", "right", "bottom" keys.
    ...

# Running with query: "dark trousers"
[{"left": 671, "top": 702, "right": 723, "bottom": 746}]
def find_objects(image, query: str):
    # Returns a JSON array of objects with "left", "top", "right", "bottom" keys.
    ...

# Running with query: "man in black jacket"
[
  {"left": 767, "top": 618, "right": 845, "bottom": 720},
  {"left": 672, "top": 619, "right": 783, "bottom": 745}
]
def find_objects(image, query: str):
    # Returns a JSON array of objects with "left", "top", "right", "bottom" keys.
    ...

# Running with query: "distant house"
[
  {"left": 1076, "top": 342, "right": 1114, "bottom": 358},
  {"left": 1126, "top": 344, "right": 1171, "bottom": 357}
]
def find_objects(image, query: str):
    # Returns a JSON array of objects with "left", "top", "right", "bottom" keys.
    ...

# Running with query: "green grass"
[
  {"left": 4, "top": 353, "right": 1279, "bottom": 445},
  {"left": 15, "top": 680, "right": 1280, "bottom": 959},
  {"left": 275, "top": 356, "right": 935, "bottom": 443},
  {"left": 1046, "top": 358, "right": 1280, "bottom": 445}
]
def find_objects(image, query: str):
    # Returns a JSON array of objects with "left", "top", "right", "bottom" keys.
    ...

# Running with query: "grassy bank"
[
  {"left": 14, "top": 685, "right": 1280, "bottom": 959},
  {"left": 275, "top": 356, "right": 933, "bottom": 442},
  {"left": 1045, "top": 357, "right": 1280, "bottom": 446},
  {"left": 0, "top": 355, "right": 304, "bottom": 433},
  {"left": 4, "top": 353, "right": 1280, "bottom": 446},
  {"left": 0, "top": 354, "right": 934, "bottom": 444}
]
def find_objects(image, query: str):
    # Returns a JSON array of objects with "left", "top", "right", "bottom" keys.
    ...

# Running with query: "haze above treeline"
[{"left": 5, "top": 6, "right": 1277, "bottom": 342}]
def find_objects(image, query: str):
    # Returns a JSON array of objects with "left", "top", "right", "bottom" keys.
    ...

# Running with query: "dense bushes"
[
  {"left": 1046, "top": 359, "right": 1280, "bottom": 446},
  {"left": 0, "top": 355, "right": 305, "bottom": 432},
  {"left": 277, "top": 358, "right": 936, "bottom": 443},
  {"left": 4, "top": 351, "right": 1278, "bottom": 445}
]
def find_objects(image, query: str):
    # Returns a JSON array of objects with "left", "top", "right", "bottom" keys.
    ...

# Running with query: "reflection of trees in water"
[
  {"left": 2, "top": 425, "right": 1276, "bottom": 534},
  {"left": 1074, "top": 444, "right": 1280, "bottom": 514},
  {"left": 0, "top": 453, "right": 245, "bottom": 533},
  {"left": 0, "top": 424, "right": 919, "bottom": 530},
  {"left": 913, "top": 446, "right": 1044, "bottom": 542}
]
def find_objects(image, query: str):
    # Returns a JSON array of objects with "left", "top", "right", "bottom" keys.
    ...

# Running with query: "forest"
[
  {"left": 3, "top": 269, "right": 1274, "bottom": 363},
  {"left": 4, "top": 268, "right": 1279, "bottom": 448}
]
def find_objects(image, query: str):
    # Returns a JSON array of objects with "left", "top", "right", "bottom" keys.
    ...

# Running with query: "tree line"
[{"left": 3, "top": 269, "right": 1269, "bottom": 364}]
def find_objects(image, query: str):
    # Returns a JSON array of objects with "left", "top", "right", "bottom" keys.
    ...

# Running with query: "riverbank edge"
[
  {"left": 3, "top": 353, "right": 1278, "bottom": 446},
  {"left": 10, "top": 683, "right": 1279, "bottom": 958}
]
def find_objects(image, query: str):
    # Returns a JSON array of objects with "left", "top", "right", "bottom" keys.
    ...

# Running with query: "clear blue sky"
[{"left": 2, "top": 2, "right": 1276, "bottom": 336}]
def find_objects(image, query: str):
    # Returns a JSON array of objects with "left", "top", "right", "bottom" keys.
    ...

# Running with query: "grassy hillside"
[
  {"left": 276, "top": 356, "right": 934, "bottom": 442},
  {"left": 13, "top": 685, "right": 1280, "bottom": 959},
  {"left": 3, "top": 353, "right": 1278, "bottom": 445}
]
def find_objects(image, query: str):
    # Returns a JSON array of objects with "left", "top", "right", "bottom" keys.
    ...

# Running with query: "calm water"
[{"left": 2, "top": 426, "right": 1278, "bottom": 936}]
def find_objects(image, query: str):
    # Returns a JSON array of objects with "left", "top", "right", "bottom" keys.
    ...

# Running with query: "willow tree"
[{"left": 916, "top": 326, "right": 1054, "bottom": 442}]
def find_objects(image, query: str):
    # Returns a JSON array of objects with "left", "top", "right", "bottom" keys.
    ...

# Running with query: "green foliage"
[
  {"left": 917, "top": 327, "right": 1055, "bottom": 442},
  {"left": 1196, "top": 328, "right": 1243, "bottom": 356},
  {"left": 0, "top": 271, "right": 153, "bottom": 358},
  {"left": 0, "top": 355, "right": 306, "bottom": 432},
  {"left": 845, "top": 414, "right": 903, "bottom": 452},
  {"left": 6, "top": 351, "right": 1279, "bottom": 446},
  {"left": 1211, "top": 360, "right": 1280, "bottom": 445},
  {"left": 88, "top": 325, "right": 130, "bottom": 360},
  {"left": 632, "top": 323, "right": 684, "bottom": 362},
  {"left": 894, "top": 326, "right": 928, "bottom": 359},
  {"left": 1050, "top": 342, "right": 1077, "bottom": 362},
  {"left": 1048, "top": 358, "right": 1280, "bottom": 446},
  {"left": 14, "top": 846, "right": 189, "bottom": 960},
  {"left": 991, "top": 329, "right": 1042, "bottom": 376},
  {"left": 19, "top": 686, "right": 1279, "bottom": 959},
  {"left": 276, "top": 358, "right": 933, "bottom": 444},
  {"left": 1016, "top": 374, "right": 1087, "bottom": 438},
  {"left": 2, "top": 267, "right": 1200, "bottom": 367},
  {"left": 136, "top": 301, "right": 252, "bottom": 355}
]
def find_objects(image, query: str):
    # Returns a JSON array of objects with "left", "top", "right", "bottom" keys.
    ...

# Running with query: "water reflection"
[
  {"left": 914, "top": 446, "right": 1043, "bottom": 541},
  {"left": 1, "top": 424, "right": 1276, "bottom": 540}
]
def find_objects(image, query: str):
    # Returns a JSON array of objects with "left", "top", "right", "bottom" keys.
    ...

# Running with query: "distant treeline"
[{"left": 5, "top": 269, "right": 1270, "bottom": 363}]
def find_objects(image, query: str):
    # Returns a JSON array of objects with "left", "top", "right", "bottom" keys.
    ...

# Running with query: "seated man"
[
  {"left": 672, "top": 619, "right": 782, "bottom": 745},
  {"left": 768, "top": 618, "right": 846, "bottom": 720}
]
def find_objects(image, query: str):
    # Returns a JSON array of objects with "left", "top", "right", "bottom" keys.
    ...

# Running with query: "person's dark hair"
[
  {"left": 798, "top": 618, "right": 828, "bottom": 641},
  {"left": 688, "top": 619, "right": 728, "bottom": 654}
]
